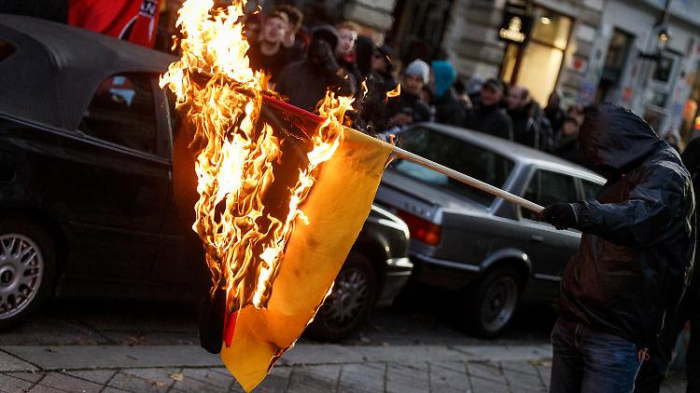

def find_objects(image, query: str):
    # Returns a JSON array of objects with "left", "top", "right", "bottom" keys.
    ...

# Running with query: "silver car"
[{"left": 375, "top": 123, "right": 605, "bottom": 337}]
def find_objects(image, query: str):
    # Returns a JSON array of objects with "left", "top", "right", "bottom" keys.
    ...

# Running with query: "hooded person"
[
  {"left": 353, "top": 35, "right": 391, "bottom": 133},
  {"left": 542, "top": 103, "right": 696, "bottom": 393},
  {"left": 275, "top": 25, "right": 356, "bottom": 112},
  {"left": 431, "top": 60, "right": 465, "bottom": 127}
]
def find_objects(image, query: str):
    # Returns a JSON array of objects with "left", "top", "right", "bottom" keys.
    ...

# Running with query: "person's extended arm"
[{"left": 543, "top": 165, "right": 690, "bottom": 247}]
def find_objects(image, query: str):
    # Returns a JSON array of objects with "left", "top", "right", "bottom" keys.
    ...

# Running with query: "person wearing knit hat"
[
  {"left": 385, "top": 59, "right": 432, "bottom": 129},
  {"left": 431, "top": 60, "right": 465, "bottom": 126},
  {"left": 404, "top": 59, "right": 430, "bottom": 85}
]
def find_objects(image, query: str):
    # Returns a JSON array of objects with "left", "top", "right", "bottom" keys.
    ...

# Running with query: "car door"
[
  {"left": 149, "top": 91, "right": 207, "bottom": 286},
  {"left": 512, "top": 167, "right": 581, "bottom": 298},
  {"left": 63, "top": 73, "right": 170, "bottom": 281}
]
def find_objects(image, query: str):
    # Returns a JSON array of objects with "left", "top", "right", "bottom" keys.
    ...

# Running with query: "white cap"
[{"left": 404, "top": 59, "right": 430, "bottom": 84}]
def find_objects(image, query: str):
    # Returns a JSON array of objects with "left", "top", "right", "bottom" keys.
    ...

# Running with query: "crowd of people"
[
  {"left": 243, "top": 8, "right": 700, "bottom": 393},
  {"left": 242, "top": 5, "right": 597, "bottom": 167}
]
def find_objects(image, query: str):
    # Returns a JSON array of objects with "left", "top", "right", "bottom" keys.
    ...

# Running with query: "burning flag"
[
  {"left": 161, "top": 1, "right": 544, "bottom": 391},
  {"left": 161, "top": 0, "right": 392, "bottom": 390}
]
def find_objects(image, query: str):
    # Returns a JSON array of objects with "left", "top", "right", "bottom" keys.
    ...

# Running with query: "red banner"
[{"left": 68, "top": 0, "right": 162, "bottom": 48}]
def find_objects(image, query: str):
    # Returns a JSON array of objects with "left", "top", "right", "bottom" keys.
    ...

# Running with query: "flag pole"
[
  {"left": 391, "top": 146, "right": 544, "bottom": 214},
  {"left": 187, "top": 68, "right": 544, "bottom": 214}
]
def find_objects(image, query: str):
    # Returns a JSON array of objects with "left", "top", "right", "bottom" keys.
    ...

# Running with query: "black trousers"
[{"left": 635, "top": 286, "right": 700, "bottom": 393}]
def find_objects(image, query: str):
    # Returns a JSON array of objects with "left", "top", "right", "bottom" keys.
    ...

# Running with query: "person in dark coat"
[
  {"left": 506, "top": 85, "right": 551, "bottom": 150},
  {"left": 372, "top": 44, "right": 397, "bottom": 93},
  {"left": 553, "top": 116, "right": 583, "bottom": 165},
  {"left": 464, "top": 78, "right": 513, "bottom": 140},
  {"left": 275, "top": 25, "right": 355, "bottom": 113},
  {"left": 545, "top": 90, "right": 566, "bottom": 137},
  {"left": 634, "top": 135, "right": 700, "bottom": 393},
  {"left": 542, "top": 103, "right": 696, "bottom": 393},
  {"left": 431, "top": 60, "right": 465, "bottom": 127},
  {"left": 385, "top": 59, "right": 432, "bottom": 128}
]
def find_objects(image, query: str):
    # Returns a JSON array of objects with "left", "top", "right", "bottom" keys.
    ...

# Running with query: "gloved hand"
[{"left": 542, "top": 202, "right": 578, "bottom": 230}]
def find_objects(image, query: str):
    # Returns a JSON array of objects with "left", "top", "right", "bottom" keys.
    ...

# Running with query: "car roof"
[
  {"left": 410, "top": 122, "right": 605, "bottom": 184},
  {"left": 0, "top": 14, "right": 177, "bottom": 131}
]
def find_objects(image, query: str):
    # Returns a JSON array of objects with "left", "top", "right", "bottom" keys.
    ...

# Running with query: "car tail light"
[{"left": 397, "top": 210, "right": 442, "bottom": 246}]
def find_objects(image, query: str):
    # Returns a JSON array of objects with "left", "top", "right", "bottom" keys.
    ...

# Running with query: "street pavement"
[{"left": 0, "top": 296, "right": 688, "bottom": 392}]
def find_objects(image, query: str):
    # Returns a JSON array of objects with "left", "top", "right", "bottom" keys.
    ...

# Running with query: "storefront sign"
[{"left": 498, "top": 11, "right": 533, "bottom": 45}]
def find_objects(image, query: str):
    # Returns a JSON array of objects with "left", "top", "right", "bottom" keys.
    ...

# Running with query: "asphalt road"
[{"left": 0, "top": 283, "right": 556, "bottom": 348}]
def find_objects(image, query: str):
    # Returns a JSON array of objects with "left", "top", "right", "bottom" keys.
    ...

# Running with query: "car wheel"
[
  {"left": 460, "top": 266, "right": 522, "bottom": 338},
  {"left": 306, "top": 252, "right": 377, "bottom": 342},
  {"left": 0, "top": 218, "right": 56, "bottom": 331}
]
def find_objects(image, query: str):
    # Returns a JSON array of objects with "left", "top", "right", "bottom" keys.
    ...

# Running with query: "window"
[
  {"left": 499, "top": 7, "right": 572, "bottom": 106},
  {"left": 522, "top": 169, "right": 577, "bottom": 221},
  {"left": 392, "top": 128, "right": 515, "bottom": 206},
  {"left": 582, "top": 180, "right": 602, "bottom": 202},
  {"left": 79, "top": 73, "right": 158, "bottom": 154}
]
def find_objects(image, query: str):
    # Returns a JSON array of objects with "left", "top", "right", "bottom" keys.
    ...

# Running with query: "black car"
[{"left": 0, "top": 15, "right": 412, "bottom": 340}]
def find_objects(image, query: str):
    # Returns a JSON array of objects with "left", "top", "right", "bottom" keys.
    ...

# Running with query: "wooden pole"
[
  {"left": 187, "top": 68, "right": 544, "bottom": 214},
  {"left": 392, "top": 146, "right": 545, "bottom": 214}
]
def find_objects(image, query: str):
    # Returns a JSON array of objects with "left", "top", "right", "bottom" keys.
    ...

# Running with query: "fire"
[
  {"left": 386, "top": 84, "right": 401, "bottom": 99},
  {"left": 160, "top": 0, "right": 351, "bottom": 314}
]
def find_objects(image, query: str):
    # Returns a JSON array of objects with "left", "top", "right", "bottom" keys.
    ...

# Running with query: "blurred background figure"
[
  {"left": 506, "top": 85, "right": 551, "bottom": 150},
  {"left": 464, "top": 77, "right": 513, "bottom": 140},
  {"left": 567, "top": 103, "right": 585, "bottom": 128},
  {"left": 553, "top": 116, "right": 582, "bottom": 165},
  {"left": 431, "top": 60, "right": 465, "bottom": 127},
  {"left": 275, "top": 25, "right": 355, "bottom": 112},
  {"left": 335, "top": 21, "right": 361, "bottom": 91},
  {"left": 273, "top": 5, "right": 306, "bottom": 60},
  {"left": 545, "top": 90, "right": 566, "bottom": 138},
  {"left": 243, "top": 12, "right": 263, "bottom": 44},
  {"left": 247, "top": 10, "right": 301, "bottom": 82},
  {"left": 386, "top": 59, "right": 432, "bottom": 129},
  {"left": 372, "top": 43, "right": 397, "bottom": 93}
]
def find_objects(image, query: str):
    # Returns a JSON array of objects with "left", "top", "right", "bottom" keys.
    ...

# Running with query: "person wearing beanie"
[
  {"left": 386, "top": 59, "right": 432, "bottom": 128},
  {"left": 431, "top": 60, "right": 465, "bottom": 126}
]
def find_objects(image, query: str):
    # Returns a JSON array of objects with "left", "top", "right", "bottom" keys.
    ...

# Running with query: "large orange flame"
[{"left": 160, "top": 0, "right": 352, "bottom": 313}]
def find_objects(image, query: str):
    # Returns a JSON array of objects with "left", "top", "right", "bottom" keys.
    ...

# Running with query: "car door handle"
[{"left": 530, "top": 235, "right": 544, "bottom": 243}]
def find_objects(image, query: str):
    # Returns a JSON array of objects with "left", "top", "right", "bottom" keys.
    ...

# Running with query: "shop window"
[
  {"left": 79, "top": 73, "right": 158, "bottom": 154},
  {"left": 499, "top": 8, "right": 572, "bottom": 106}
]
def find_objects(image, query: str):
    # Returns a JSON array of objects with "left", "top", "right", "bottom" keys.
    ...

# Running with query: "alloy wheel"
[{"left": 0, "top": 234, "right": 44, "bottom": 320}]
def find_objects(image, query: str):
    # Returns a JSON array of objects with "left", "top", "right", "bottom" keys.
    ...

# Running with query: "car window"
[
  {"left": 79, "top": 73, "right": 158, "bottom": 154},
  {"left": 522, "top": 169, "right": 578, "bottom": 221},
  {"left": 392, "top": 127, "right": 515, "bottom": 206},
  {"left": 0, "top": 39, "right": 15, "bottom": 62},
  {"left": 582, "top": 180, "right": 602, "bottom": 201}
]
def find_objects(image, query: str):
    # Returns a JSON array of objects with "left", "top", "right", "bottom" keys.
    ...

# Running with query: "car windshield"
[{"left": 391, "top": 127, "right": 515, "bottom": 206}]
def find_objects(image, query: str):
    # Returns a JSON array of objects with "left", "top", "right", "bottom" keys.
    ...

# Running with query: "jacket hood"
[
  {"left": 431, "top": 60, "right": 456, "bottom": 98},
  {"left": 310, "top": 25, "right": 339, "bottom": 51},
  {"left": 579, "top": 103, "right": 661, "bottom": 171}
]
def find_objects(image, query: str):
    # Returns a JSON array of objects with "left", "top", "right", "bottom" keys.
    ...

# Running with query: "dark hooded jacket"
[
  {"left": 560, "top": 103, "right": 695, "bottom": 346},
  {"left": 275, "top": 26, "right": 355, "bottom": 112}
]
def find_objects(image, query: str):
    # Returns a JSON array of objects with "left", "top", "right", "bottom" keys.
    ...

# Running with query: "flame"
[
  {"left": 160, "top": 0, "right": 350, "bottom": 313},
  {"left": 386, "top": 83, "right": 401, "bottom": 99}
]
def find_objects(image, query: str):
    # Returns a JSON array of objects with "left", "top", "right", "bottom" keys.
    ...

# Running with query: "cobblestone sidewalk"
[{"left": 0, "top": 344, "right": 686, "bottom": 392}]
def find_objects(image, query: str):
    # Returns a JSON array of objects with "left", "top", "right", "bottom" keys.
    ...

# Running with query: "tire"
[
  {"left": 306, "top": 252, "right": 377, "bottom": 342},
  {"left": 459, "top": 266, "right": 522, "bottom": 338},
  {"left": 0, "top": 218, "right": 56, "bottom": 331}
]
